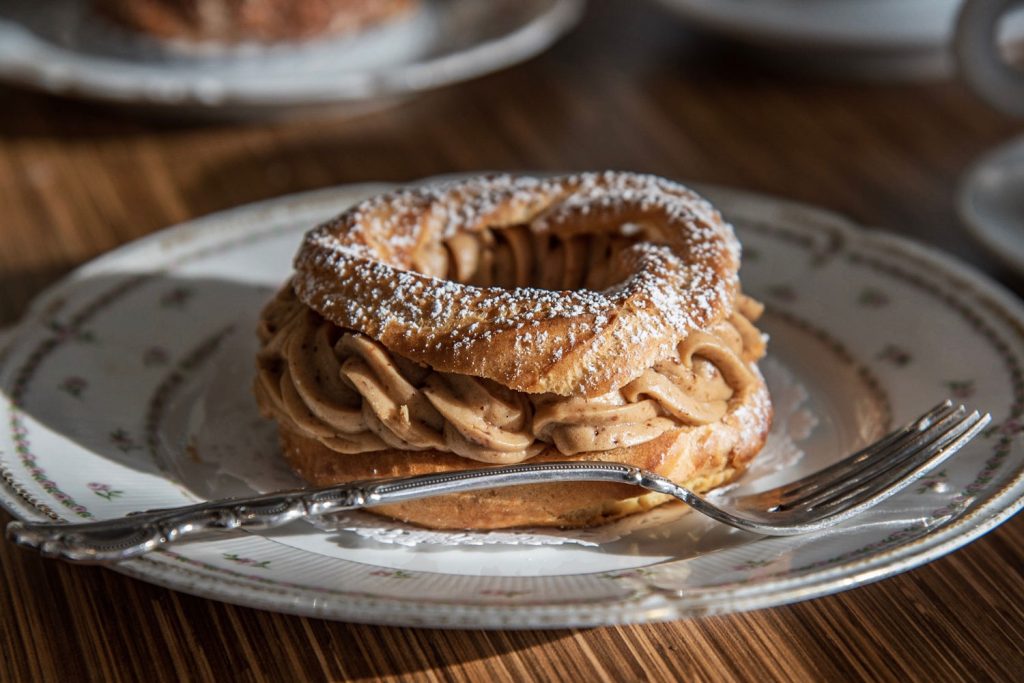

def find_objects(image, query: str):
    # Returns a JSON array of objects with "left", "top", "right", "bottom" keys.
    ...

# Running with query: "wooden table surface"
[{"left": 2, "top": 3, "right": 1023, "bottom": 681}]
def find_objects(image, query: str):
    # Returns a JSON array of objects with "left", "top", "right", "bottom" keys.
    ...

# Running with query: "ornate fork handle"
[{"left": 6, "top": 462, "right": 686, "bottom": 564}]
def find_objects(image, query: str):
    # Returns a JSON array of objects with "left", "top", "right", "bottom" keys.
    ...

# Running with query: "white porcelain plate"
[
  {"left": 0, "top": 0, "right": 582, "bottom": 117},
  {"left": 2, "top": 181, "right": 1023, "bottom": 628},
  {"left": 651, "top": 0, "right": 983, "bottom": 79},
  {"left": 653, "top": 0, "right": 961, "bottom": 48}
]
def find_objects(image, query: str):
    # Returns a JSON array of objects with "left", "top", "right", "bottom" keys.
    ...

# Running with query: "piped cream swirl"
[{"left": 255, "top": 286, "right": 766, "bottom": 464}]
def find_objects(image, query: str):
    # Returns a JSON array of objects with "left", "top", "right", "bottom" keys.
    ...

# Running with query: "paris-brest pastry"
[{"left": 255, "top": 172, "right": 772, "bottom": 529}]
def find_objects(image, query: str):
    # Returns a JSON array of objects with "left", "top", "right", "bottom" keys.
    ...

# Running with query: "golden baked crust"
[
  {"left": 94, "top": 0, "right": 417, "bottom": 44},
  {"left": 294, "top": 172, "right": 741, "bottom": 397},
  {"left": 277, "top": 370, "right": 771, "bottom": 529}
]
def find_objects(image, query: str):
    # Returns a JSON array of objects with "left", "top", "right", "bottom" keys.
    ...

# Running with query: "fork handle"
[{"left": 5, "top": 462, "right": 684, "bottom": 564}]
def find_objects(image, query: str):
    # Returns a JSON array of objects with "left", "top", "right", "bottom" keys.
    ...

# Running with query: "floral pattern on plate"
[{"left": 1, "top": 182, "right": 1022, "bottom": 628}]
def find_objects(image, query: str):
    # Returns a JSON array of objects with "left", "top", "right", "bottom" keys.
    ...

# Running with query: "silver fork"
[{"left": 6, "top": 400, "right": 989, "bottom": 564}]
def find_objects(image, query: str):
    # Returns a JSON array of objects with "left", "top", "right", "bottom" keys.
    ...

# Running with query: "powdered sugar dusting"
[{"left": 293, "top": 172, "right": 741, "bottom": 395}]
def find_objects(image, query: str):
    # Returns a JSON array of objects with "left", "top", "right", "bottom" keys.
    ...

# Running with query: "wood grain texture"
[{"left": 1, "top": 2, "right": 1023, "bottom": 681}]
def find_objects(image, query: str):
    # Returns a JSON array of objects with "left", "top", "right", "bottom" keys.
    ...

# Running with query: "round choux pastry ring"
[{"left": 255, "top": 172, "right": 772, "bottom": 529}]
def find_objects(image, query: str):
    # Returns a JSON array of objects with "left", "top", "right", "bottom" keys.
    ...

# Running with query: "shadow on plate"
[{"left": 2, "top": 272, "right": 273, "bottom": 481}]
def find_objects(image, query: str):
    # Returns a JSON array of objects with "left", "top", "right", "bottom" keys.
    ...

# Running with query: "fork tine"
[
  {"left": 788, "top": 410, "right": 989, "bottom": 515},
  {"left": 778, "top": 407, "right": 972, "bottom": 511},
  {"left": 770, "top": 405, "right": 970, "bottom": 511},
  {"left": 774, "top": 400, "right": 957, "bottom": 500}
]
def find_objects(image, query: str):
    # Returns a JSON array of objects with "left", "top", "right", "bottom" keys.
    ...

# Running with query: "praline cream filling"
[{"left": 255, "top": 286, "right": 767, "bottom": 464}]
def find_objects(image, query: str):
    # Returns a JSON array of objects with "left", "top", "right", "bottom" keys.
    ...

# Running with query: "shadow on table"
[
  {"left": 173, "top": 98, "right": 575, "bottom": 222},
  {"left": 0, "top": 263, "right": 78, "bottom": 327},
  {"left": 0, "top": 86, "right": 216, "bottom": 139},
  {"left": 181, "top": 135, "right": 440, "bottom": 220}
]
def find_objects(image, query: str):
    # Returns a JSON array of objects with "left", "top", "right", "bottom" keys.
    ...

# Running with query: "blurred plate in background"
[
  {"left": 651, "top": 0, "right": 1024, "bottom": 81},
  {"left": 0, "top": 0, "right": 583, "bottom": 119}
]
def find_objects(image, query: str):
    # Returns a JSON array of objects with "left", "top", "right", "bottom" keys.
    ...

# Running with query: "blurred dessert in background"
[{"left": 93, "top": 0, "right": 418, "bottom": 44}]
